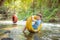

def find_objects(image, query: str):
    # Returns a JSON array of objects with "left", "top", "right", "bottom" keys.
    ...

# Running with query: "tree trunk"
[{"left": 0, "top": 0, "right": 5, "bottom": 6}]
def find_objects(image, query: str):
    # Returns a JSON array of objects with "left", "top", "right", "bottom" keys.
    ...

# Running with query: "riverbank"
[{"left": 0, "top": 21, "right": 60, "bottom": 27}]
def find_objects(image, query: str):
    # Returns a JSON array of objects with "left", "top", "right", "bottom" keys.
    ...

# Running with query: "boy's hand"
[{"left": 32, "top": 16, "right": 35, "bottom": 21}]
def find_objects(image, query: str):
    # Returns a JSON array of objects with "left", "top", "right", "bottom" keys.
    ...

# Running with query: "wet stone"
[
  {"left": 4, "top": 30, "right": 11, "bottom": 34},
  {"left": 1, "top": 38, "right": 13, "bottom": 40}
]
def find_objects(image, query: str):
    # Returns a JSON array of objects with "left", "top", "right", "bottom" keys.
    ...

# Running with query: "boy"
[{"left": 23, "top": 13, "right": 42, "bottom": 32}]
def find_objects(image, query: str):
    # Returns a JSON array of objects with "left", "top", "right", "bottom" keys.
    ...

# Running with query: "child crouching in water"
[{"left": 23, "top": 13, "right": 42, "bottom": 32}]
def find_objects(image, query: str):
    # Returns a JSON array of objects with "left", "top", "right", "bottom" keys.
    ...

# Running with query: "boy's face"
[{"left": 36, "top": 16, "right": 41, "bottom": 20}]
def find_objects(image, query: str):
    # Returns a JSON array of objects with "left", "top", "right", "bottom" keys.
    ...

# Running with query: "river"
[{"left": 0, "top": 21, "right": 60, "bottom": 40}]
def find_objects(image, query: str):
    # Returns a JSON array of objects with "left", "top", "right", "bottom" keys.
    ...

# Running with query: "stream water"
[{"left": 0, "top": 23, "right": 60, "bottom": 40}]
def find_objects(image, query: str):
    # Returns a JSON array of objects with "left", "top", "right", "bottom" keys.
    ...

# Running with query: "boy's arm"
[{"left": 32, "top": 16, "right": 36, "bottom": 22}]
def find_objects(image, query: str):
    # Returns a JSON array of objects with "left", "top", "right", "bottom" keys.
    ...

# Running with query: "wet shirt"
[{"left": 32, "top": 20, "right": 41, "bottom": 29}]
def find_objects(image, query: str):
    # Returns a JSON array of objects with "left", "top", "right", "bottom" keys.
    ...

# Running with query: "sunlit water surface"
[{"left": 0, "top": 23, "right": 60, "bottom": 40}]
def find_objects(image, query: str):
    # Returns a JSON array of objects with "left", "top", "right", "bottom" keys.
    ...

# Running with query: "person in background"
[{"left": 12, "top": 13, "right": 18, "bottom": 23}]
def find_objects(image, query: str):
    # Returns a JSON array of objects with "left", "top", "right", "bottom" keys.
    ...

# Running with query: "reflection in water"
[
  {"left": 12, "top": 24, "right": 17, "bottom": 27},
  {"left": 23, "top": 32, "right": 43, "bottom": 40},
  {"left": 23, "top": 32, "right": 52, "bottom": 40},
  {"left": 0, "top": 24, "right": 60, "bottom": 40}
]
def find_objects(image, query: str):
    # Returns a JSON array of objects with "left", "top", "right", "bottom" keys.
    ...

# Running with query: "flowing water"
[{"left": 0, "top": 23, "right": 60, "bottom": 40}]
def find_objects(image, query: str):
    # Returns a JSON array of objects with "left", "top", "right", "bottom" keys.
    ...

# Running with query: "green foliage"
[{"left": 0, "top": 0, "right": 60, "bottom": 22}]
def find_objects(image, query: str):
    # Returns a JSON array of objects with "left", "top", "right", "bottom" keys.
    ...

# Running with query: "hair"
[{"left": 36, "top": 12, "right": 42, "bottom": 18}]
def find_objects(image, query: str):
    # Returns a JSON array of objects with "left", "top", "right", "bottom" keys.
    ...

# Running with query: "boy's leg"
[{"left": 23, "top": 27, "right": 26, "bottom": 32}]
